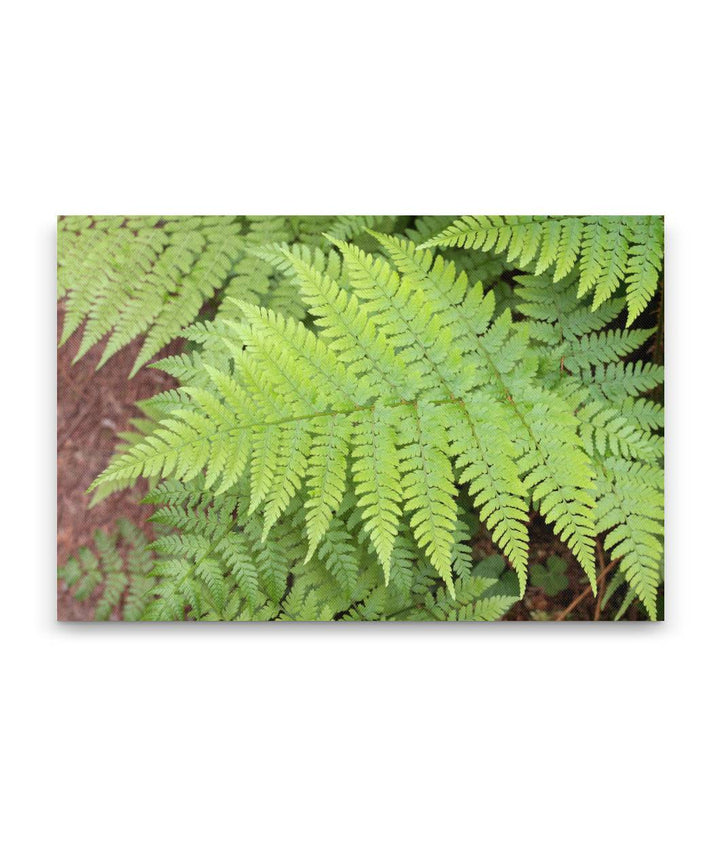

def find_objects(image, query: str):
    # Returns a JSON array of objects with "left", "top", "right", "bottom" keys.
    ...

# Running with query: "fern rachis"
[{"left": 59, "top": 214, "right": 664, "bottom": 621}]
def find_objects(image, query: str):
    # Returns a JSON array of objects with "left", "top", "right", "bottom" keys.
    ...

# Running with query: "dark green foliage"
[{"left": 529, "top": 556, "right": 570, "bottom": 597}]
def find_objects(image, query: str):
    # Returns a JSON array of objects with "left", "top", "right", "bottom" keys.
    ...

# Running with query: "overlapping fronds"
[
  {"left": 58, "top": 215, "right": 400, "bottom": 375},
  {"left": 60, "top": 482, "right": 518, "bottom": 621},
  {"left": 58, "top": 216, "right": 247, "bottom": 375},
  {"left": 594, "top": 460, "right": 664, "bottom": 619},
  {"left": 60, "top": 214, "right": 664, "bottom": 621},
  {"left": 91, "top": 237, "right": 635, "bottom": 601},
  {"left": 419, "top": 215, "right": 663, "bottom": 323}
]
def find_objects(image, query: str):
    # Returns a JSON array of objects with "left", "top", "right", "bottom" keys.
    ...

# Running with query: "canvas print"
[{"left": 57, "top": 215, "right": 664, "bottom": 621}]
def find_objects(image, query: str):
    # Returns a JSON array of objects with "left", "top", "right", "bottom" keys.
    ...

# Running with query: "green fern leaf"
[
  {"left": 351, "top": 407, "right": 402, "bottom": 583},
  {"left": 446, "top": 396, "right": 530, "bottom": 590},
  {"left": 397, "top": 402, "right": 458, "bottom": 597},
  {"left": 577, "top": 221, "right": 608, "bottom": 298},
  {"left": 625, "top": 217, "right": 664, "bottom": 324},
  {"left": 554, "top": 218, "right": 584, "bottom": 281},
  {"left": 595, "top": 460, "right": 663, "bottom": 618},
  {"left": 303, "top": 414, "right": 353, "bottom": 561}
]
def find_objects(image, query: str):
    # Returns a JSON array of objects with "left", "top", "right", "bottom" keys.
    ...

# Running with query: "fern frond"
[
  {"left": 582, "top": 361, "right": 664, "bottom": 400},
  {"left": 370, "top": 231, "right": 496, "bottom": 394},
  {"left": 58, "top": 215, "right": 391, "bottom": 375},
  {"left": 351, "top": 406, "right": 402, "bottom": 582},
  {"left": 516, "top": 274, "right": 624, "bottom": 344},
  {"left": 58, "top": 520, "right": 155, "bottom": 620},
  {"left": 593, "top": 221, "right": 631, "bottom": 309},
  {"left": 625, "top": 217, "right": 664, "bottom": 324},
  {"left": 282, "top": 248, "right": 414, "bottom": 400},
  {"left": 59, "top": 213, "right": 666, "bottom": 622},
  {"left": 303, "top": 414, "right": 353, "bottom": 561},
  {"left": 261, "top": 421, "right": 312, "bottom": 539},
  {"left": 316, "top": 517, "right": 361, "bottom": 596},
  {"left": 446, "top": 396, "right": 530, "bottom": 589},
  {"left": 619, "top": 397, "right": 664, "bottom": 431},
  {"left": 324, "top": 215, "right": 398, "bottom": 242},
  {"left": 217, "top": 532, "right": 261, "bottom": 606},
  {"left": 88, "top": 234, "right": 664, "bottom": 600},
  {"left": 399, "top": 574, "right": 517, "bottom": 621},
  {"left": 419, "top": 215, "right": 663, "bottom": 321},
  {"left": 397, "top": 402, "right": 458, "bottom": 596},
  {"left": 563, "top": 327, "right": 654, "bottom": 372},
  {"left": 577, "top": 400, "right": 662, "bottom": 461},
  {"left": 577, "top": 220, "right": 608, "bottom": 298},
  {"left": 534, "top": 219, "right": 563, "bottom": 274},
  {"left": 554, "top": 218, "right": 584, "bottom": 280},
  {"left": 332, "top": 240, "right": 458, "bottom": 395},
  {"left": 594, "top": 459, "right": 664, "bottom": 618},
  {"left": 515, "top": 388, "right": 597, "bottom": 589},
  {"left": 58, "top": 216, "right": 247, "bottom": 374},
  {"left": 144, "top": 482, "right": 300, "bottom": 619}
]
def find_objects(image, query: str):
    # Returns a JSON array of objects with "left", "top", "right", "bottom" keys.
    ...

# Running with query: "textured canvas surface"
[{"left": 57, "top": 215, "right": 664, "bottom": 621}]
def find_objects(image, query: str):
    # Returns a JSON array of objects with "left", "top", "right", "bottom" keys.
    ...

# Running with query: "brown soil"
[{"left": 56, "top": 306, "right": 181, "bottom": 619}]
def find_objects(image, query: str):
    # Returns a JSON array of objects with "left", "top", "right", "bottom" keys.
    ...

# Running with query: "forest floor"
[
  {"left": 57, "top": 306, "right": 645, "bottom": 622},
  {"left": 56, "top": 306, "right": 181, "bottom": 619}
]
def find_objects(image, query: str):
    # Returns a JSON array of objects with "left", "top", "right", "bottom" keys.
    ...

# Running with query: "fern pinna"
[
  {"left": 420, "top": 215, "right": 663, "bottom": 325},
  {"left": 62, "top": 216, "right": 663, "bottom": 621},
  {"left": 58, "top": 215, "right": 399, "bottom": 375},
  {"left": 59, "top": 488, "right": 518, "bottom": 621}
]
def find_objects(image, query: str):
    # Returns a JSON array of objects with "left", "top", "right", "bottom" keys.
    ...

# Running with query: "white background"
[{"left": 2, "top": 1, "right": 718, "bottom": 853}]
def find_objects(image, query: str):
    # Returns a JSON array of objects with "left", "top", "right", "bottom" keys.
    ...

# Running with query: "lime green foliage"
[
  {"left": 419, "top": 216, "right": 663, "bottom": 324},
  {"left": 600, "top": 551, "right": 664, "bottom": 621},
  {"left": 87, "top": 397, "right": 170, "bottom": 507},
  {"left": 594, "top": 461, "right": 664, "bottom": 618},
  {"left": 58, "top": 214, "right": 664, "bottom": 621},
  {"left": 58, "top": 215, "right": 399, "bottom": 376},
  {"left": 529, "top": 556, "right": 569, "bottom": 596}
]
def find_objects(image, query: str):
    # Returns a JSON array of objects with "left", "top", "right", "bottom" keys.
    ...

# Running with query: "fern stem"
[
  {"left": 554, "top": 558, "right": 618, "bottom": 622},
  {"left": 593, "top": 540, "right": 607, "bottom": 620}
]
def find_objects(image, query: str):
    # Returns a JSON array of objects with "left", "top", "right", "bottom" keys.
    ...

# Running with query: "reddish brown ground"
[{"left": 57, "top": 306, "right": 181, "bottom": 619}]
